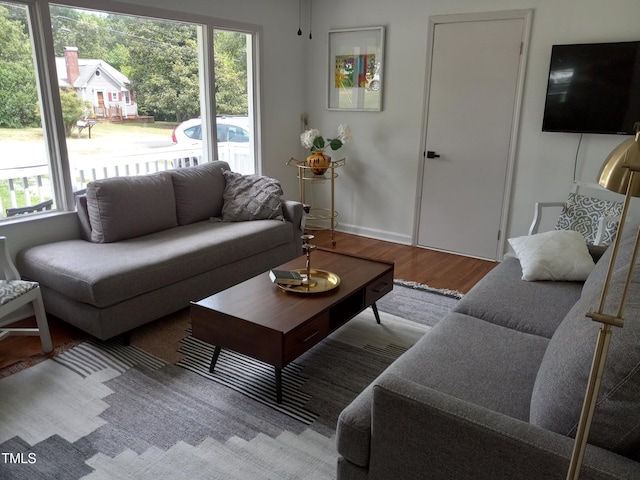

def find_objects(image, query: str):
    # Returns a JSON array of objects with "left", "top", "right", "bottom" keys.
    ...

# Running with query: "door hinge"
[
  {"left": 520, "top": 42, "right": 523, "bottom": 55},
  {"left": 497, "top": 230, "right": 502, "bottom": 241}
]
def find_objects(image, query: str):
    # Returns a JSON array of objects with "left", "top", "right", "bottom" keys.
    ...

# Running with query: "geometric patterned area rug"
[
  {"left": 175, "top": 306, "right": 429, "bottom": 426},
  {"left": 0, "top": 282, "right": 459, "bottom": 479}
]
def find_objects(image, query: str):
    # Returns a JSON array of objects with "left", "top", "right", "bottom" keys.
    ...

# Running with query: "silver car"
[{"left": 171, "top": 116, "right": 250, "bottom": 145}]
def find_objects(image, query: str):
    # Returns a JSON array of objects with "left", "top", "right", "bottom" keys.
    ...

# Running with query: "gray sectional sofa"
[
  {"left": 17, "top": 161, "right": 304, "bottom": 341},
  {"left": 337, "top": 224, "right": 640, "bottom": 479}
]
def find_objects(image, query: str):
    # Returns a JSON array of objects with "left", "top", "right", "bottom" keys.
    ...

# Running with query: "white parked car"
[
  {"left": 171, "top": 116, "right": 251, "bottom": 145},
  {"left": 171, "top": 116, "right": 253, "bottom": 173}
]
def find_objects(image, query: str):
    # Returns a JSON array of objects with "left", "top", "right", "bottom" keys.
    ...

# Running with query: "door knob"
[{"left": 426, "top": 151, "right": 440, "bottom": 159}]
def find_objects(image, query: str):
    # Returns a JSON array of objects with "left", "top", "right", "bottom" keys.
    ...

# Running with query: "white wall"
[
  {"left": 305, "top": 0, "right": 640, "bottom": 251},
  {"left": 4, "top": 0, "right": 640, "bottom": 260}
]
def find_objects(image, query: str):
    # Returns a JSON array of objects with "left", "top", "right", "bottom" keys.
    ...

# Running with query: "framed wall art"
[{"left": 328, "top": 26, "right": 385, "bottom": 111}]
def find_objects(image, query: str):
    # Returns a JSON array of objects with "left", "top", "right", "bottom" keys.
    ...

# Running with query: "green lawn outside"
[
  {"left": 0, "top": 121, "right": 176, "bottom": 142},
  {"left": 0, "top": 121, "right": 179, "bottom": 215}
]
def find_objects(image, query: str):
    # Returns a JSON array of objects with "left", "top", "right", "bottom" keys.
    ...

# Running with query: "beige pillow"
[{"left": 508, "top": 230, "right": 595, "bottom": 281}]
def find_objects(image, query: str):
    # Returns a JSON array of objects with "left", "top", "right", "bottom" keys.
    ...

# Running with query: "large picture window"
[
  {"left": 0, "top": 0, "right": 259, "bottom": 220},
  {"left": 0, "top": 1, "right": 55, "bottom": 217}
]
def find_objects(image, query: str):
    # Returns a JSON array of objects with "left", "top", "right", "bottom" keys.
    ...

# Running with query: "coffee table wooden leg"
[
  {"left": 275, "top": 367, "right": 283, "bottom": 403},
  {"left": 209, "top": 346, "right": 222, "bottom": 373},
  {"left": 372, "top": 303, "right": 381, "bottom": 324}
]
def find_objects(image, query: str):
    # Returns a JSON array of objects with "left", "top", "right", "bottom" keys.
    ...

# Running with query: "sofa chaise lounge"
[
  {"left": 337, "top": 225, "right": 640, "bottom": 479},
  {"left": 17, "top": 161, "right": 304, "bottom": 341}
]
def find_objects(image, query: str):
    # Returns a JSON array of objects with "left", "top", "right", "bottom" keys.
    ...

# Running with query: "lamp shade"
[{"left": 598, "top": 133, "right": 640, "bottom": 197}]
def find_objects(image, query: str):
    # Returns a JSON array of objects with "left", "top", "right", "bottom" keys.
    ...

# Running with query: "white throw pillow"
[{"left": 508, "top": 230, "right": 596, "bottom": 281}]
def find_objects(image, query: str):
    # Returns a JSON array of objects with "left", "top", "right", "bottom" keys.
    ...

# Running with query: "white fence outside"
[
  {"left": 0, "top": 143, "right": 253, "bottom": 218},
  {"left": 71, "top": 146, "right": 202, "bottom": 189}
]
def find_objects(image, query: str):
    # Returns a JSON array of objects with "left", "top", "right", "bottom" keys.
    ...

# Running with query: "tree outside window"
[{"left": 0, "top": 1, "right": 257, "bottom": 219}]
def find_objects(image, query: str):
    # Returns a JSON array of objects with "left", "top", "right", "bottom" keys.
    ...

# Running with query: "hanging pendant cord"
[
  {"left": 573, "top": 133, "right": 582, "bottom": 183},
  {"left": 309, "top": 0, "right": 313, "bottom": 39},
  {"left": 297, "top": 0, "right": 302, "bottom": 35}
]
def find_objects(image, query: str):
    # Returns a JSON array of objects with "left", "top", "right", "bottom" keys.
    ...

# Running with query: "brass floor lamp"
[{"left": 566, "top": 130, "right": 640, "bottom": 479}]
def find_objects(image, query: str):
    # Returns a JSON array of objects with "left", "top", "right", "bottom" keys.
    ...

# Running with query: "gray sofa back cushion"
[
  {"left": 453, "top": 256, "right": 582, "bottom": 339},
  {"left": 169, "top": 161, "right": 229, "bottom": 225},
  {"left": 582, "top": 222, "right": 640, "bottom": 300},
  {"left": 530, "top": 256, "right": 640, "bottom": 457},
  {"left": 86, "top": 172, "right": 178, "bottom": 243}
]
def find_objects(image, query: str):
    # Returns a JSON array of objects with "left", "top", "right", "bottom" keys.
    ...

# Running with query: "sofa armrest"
[
  {"left": 365, "top": 373, "right": 640, "bottom": 480},
  {"left": 281, "top": 200, "right": 304, "bottom": 255},
  {"left": 282, "top": 199, "right": 303, "bottom": 226},
  {"left": 75, "top": 195, "right": 92, "bottom": 241}
]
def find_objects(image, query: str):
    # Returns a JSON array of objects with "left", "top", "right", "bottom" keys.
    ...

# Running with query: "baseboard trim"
[{"left": 333, "top": 223, "right": 413, "bottom": 245}]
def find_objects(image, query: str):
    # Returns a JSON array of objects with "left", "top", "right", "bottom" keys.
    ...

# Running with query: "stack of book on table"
[{"left": 269, "top": 269, "right": 303, "bottom": 286}]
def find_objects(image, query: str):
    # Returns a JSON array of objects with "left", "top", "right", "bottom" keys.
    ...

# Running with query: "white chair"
[
  {"left": 0, "top": 236, "right": 52, "bottom": 352},
  {"left": 528, "top": 181, "right": 623, "bottom": 247}
]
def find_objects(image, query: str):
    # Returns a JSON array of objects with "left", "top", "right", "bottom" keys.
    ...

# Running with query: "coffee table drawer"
[
  {"left": 283, "top": 312, "right": 330, "bottom": 364},
  {"left": 365, "top": 271, "right": 394, "bottom": 305}
]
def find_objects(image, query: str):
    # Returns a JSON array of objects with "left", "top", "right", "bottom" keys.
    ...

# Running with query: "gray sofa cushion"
[
  {"left": 453, "top": 256, "right": 583, "bottom": 338},
  {"left": 18, "top": 219, "right": 293, "bottom": 308},
  {"left": 582, "top": 222, "right": 640, "bottom": 300},
  {"left": 337, "top": 312, "right": 549, "bottom": 467},
  {"left": 221, "top": 170, "right": 284, "bottom": 222},
  {"left": 75, "top": 195, "right": 92, "bottom": 241},
  {"left": 169, "top": 161, "right": 229, "bottom": 225},
  {"left": 530, "top": 257, "right": 640, "bottom": 457},
  {"left": 86, "top": 172, "right": 178, "bottom": 243},
  {"left": 386, "top": 312, "right": 549, "bottom": 420}
]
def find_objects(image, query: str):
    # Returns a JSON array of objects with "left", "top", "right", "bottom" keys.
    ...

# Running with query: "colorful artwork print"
[{"left": 335, "top": 54, "right": 377, "bottom": 88}]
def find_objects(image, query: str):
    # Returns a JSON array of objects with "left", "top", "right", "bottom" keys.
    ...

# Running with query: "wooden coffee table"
[{"left": 190, "top": 249, "right": 394, "bottom": 403}]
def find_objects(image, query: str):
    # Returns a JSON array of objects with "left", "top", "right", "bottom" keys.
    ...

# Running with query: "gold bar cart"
[{"left": 287, "top": 157, "right": 345, "bottom": 246}]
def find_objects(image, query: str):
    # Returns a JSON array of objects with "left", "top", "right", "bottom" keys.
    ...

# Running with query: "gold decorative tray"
[{"left": 277, "top": 269, "right": 341, "bottom": 294}]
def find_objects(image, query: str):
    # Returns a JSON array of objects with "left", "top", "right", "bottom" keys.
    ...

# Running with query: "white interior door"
[{"left": 416, "top": 12, "right": 530, "bottom": 260}]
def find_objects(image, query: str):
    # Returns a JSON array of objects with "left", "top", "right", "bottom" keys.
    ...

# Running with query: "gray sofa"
[
  {"left": 337, "top": 224, "right": 640, "bottom": 479},
  {"left": 17, "top": 161, "right": 304, "bottom": 341}
]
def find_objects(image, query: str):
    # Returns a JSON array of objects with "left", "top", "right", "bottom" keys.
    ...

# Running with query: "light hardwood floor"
[
  {"left": 313, "top": 230, "right": 498, "bottom": 293},
  {"left": 0, "top": 231, "right": 498, "bottom": 370}
]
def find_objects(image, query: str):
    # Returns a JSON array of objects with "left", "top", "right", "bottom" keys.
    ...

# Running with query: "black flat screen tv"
[{"left": 542, "top": 41, "right": 640, "bottom": 135}]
